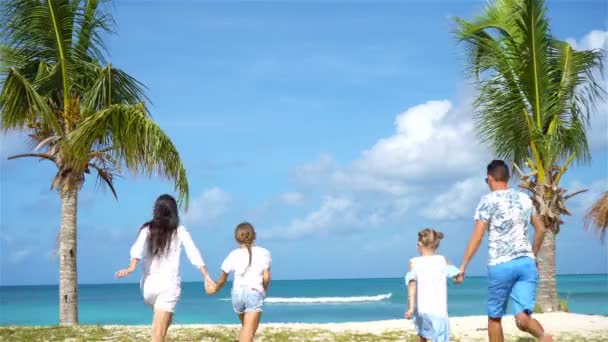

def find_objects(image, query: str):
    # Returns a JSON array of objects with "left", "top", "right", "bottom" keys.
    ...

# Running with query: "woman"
[
  {"left": 207, "top": 222, "right": 272, "bottom": 342},
  {"left": 116, "top": 194, "right": 212, "bottom": 342}
]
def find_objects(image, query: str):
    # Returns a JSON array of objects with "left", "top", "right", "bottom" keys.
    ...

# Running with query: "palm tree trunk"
[
  {"left": 59, "top": 186, "right": 79, "bottom": 325},
  {"left": 536, "top": 229, "right": 559, "bottom": 312}
]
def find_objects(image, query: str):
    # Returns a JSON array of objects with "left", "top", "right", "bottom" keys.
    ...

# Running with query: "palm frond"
[
  {"left": 558, "top": 45, "right": 605, "bottom": 125},
  {"left": 0, "top": 68, "right": 62, "bottom": 133},
  {"left": 81, "top": 64, "right": 149, "bottom": 115},
  {"left": 585, "top": 192, "right": 608, "bottom": 242},
  {"left": 67, "top": 103, "right": 189, "bottom": 207},
  {"left": 2, "top": 0, "right": 61, "bottom": 63},
  {"left": 473, "top": 80, "right": 532, "bottom": 165},
  {"left": 547, "top": 114, "right": 590, "bottom": 166},
  {"left": 2, "top": 0, "right": 72, "bottom": 113},
  {"left": 34, "top": 135, "right": 62, "bottom": 151},
  {"left": 7, "top": 152, "right": 56, "bottom": 163},
  {"left": 74, "top": 0, "right": 113, "bottom": 63},
  {"left": 87, "top": 161, "right": 118, "bottom": 199},
  {"left": 515, "top": 0, "right": 551, "bottom": 130}
]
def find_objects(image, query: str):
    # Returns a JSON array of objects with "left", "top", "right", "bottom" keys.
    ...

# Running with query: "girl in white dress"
[
  {"left": 405, "top": 228, "right": 461, "bottom": 342},
  {"left": 116, "top": 194, "right": 212, "bottom": 342}
]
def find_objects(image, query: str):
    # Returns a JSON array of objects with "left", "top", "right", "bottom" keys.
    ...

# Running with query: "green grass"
[
  {"left": 0, "top": 326, "right": 111, "bottom": 341},
  {"left": 534, "top": 297, "right": 570, "bottom": 313},
  {"left": 0, "top": 326, "right": 417, "bottom": 342},
  {"left": 1, "top": 326, "right": 606, "bottom": 342},
  {"left": 558, "top": 297, "right": 569, "bottom": 312}
]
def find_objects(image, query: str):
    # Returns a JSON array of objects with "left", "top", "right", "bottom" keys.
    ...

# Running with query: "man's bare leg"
[
  {"left": 488, "top": 317, "right": 504, "bottom": 342},
  {"left": 515, "top": 312, "right": 552, "bottom": 341}
]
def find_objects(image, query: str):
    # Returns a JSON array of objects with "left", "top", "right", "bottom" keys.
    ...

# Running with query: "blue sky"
[{"left": 1, "top": 0, "right": 607, "bottom": 286}]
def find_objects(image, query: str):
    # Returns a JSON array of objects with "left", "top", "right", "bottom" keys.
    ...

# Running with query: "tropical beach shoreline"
[{"left": 2, "top": 312, "right": 607, "bottom": 341}]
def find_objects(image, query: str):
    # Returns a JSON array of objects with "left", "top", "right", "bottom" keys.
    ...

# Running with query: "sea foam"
[{"left": 221, "top": 293, "right": 392, "bottom": 304}]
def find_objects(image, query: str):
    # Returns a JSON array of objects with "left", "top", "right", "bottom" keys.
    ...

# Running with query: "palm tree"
[
  {"left": 455, "top": 0, "right": 605, "bottom": 311},
  {"left": 585, "top": 192, "right": 608, "bottom": 242},
  {"left": 1, "top": 0, "right": 189, "bottom": 325}
]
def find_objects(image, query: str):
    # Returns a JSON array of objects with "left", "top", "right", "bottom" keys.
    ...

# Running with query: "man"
[{"left": 457, "top": 160, "right": 551, "bottom": 342}]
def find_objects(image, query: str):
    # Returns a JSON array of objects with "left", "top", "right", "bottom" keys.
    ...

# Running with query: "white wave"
[{"left": 219, "top": 293, "right": 392, "bottom": 304}]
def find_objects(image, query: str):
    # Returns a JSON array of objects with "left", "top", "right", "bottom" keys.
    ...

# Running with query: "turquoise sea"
[{"left": 1, "top": 275, "right": 606, "bottom": 326}]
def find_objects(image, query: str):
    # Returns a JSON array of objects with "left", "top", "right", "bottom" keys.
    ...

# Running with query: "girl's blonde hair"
[
  {"left": 418, "top": 228, "right": 444, "bottom": 249},
  {"left": 235, "top": 222, "right": 256, "bottom": 271}
]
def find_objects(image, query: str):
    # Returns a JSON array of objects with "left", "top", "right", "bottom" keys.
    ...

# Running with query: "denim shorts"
[
  {"left": 487, "top": 257, "right": 538, "bottom": 318},
  {"left": 231, "top": 287, "right": 264, "bottom": 314}
]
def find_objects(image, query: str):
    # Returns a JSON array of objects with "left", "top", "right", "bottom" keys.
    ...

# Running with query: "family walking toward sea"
[{"left": 116, "top": 160, "right": 552, "bottom": 342}]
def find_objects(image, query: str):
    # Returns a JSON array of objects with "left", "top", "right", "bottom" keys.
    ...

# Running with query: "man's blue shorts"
[{"left": 487, "top": 256, "right": 538, "bottom": 318}]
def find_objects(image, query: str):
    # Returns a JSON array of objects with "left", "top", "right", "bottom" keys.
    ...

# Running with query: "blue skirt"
[{"left": 413, "top": 312, "right": 450, "bottom": 342}]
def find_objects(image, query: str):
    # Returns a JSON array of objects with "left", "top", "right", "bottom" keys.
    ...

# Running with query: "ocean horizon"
[{"left": 1, "top": 274, "right": 606, "bottom": 326}]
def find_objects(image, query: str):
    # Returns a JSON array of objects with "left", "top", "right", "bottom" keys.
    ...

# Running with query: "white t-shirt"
[
  {"left": 130, "top": 225, "right": 205, "bottom": 278},
  {"left": 221, "top": 246, "right": 271, "bottom": 293},
  {"left": 408, "top": 255, "right": 452, "bottom": 318}
]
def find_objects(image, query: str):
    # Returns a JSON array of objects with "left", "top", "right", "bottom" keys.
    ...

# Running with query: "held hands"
[
  {"left": 453, "top": 273, "right": 464, "bottom": 284},
  {"left": 453, "top": 266, "right": 466, "bottom": 284},
  {"left": 204, "top": 276, "right": 217, "bottom": 295}
]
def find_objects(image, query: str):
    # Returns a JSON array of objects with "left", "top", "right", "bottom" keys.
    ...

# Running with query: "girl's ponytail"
[{"left": 235, "top": 222, "right": 256, "bottom": 273}]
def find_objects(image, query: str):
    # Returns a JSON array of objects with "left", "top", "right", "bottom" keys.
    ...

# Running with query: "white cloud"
[
  {"left": 276, "top": 98, "right": 492, "bottom": 239},
  {"left": 278, "top": 192, "right": 305, "bottom": 206},
  {"left": 293, "top": 100, "right": 488, "bottom": 195},
  {"left": 567, "top": 30, "right": 608, "bottom": 51},
  {"left": 566, "top": 30, "right": 608, "bottom": 151},
  {"left": 588, "top": 104, "right": 607, "bottom": 150},
  {"left": 568, "top": 178, "right": 608, "bottom": 215},
  {"left": 348, "top": 100, "right": 484, "bottom": 188},
  {"left": 264, "top": 196, "right": 386, "bottom": 239},
  {"left": 183, "top": 187, "right": 231, "bottom": 228},
  {"left": 422, "top": 176, "right": 488, "bottom": 220}
]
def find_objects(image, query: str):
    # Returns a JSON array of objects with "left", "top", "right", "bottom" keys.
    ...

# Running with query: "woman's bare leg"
[
  {"left": 151, "top": 309, "right": 173, "bottom": 342},
  {"left": 239, "top": 311, "right": 262, "bottom": 342},
  {"left": 163, "top": 313, "right": 173, "bottom": 338}
]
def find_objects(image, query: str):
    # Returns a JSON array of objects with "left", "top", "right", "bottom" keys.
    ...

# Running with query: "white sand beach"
[
  {"left": 156, "top": 312, "right": 608, "bottom": 341},
  {"left": 259, "top": 312, "right": 607, "bottom": 334},
  {"left": 4, "top": 312, "right": 607, "bottom": 341}
]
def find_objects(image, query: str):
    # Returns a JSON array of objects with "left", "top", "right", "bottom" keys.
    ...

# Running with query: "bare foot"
[{"left": 540, "top": 334, "right": 553, "bottom": 342}]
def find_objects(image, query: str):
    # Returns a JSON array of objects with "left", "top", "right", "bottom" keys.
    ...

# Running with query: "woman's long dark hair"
[{"left": 142, "top": 194, "right": 179, "bottom": 257}]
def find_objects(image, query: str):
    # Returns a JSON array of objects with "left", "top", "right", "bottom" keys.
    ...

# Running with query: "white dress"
[
  {"left": 405, "top": 255, "right": 460, "bottom": 342},
  {"left": 130, "top": 225, "right": 205, "bottom": 312}
]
